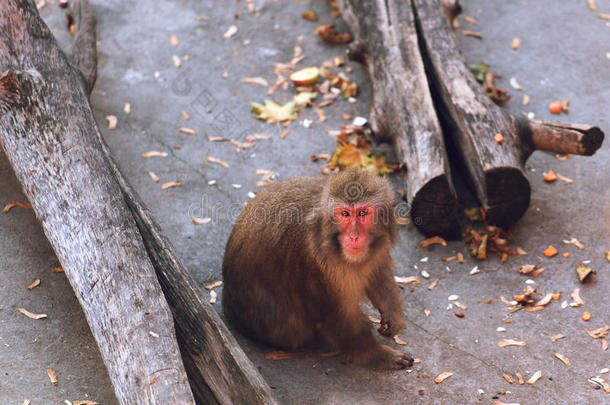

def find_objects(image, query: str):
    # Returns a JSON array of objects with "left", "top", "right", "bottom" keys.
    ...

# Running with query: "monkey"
[{"left": 221, "top": 169, "right": 413, "bottom": 369}]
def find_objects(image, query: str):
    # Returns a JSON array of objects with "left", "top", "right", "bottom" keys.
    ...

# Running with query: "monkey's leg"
[
  {"left": 365, "top": 266, "right": 406, "bottom": 337},
  {"left": 320, "top": 307, "right": 413, "bottom": 370}
]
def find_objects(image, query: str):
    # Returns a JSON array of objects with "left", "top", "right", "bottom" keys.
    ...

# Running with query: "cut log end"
[
  {"left": 483, "top": 167, "right": 530, "bottom": 229},
  {"left": 410, "top": 175, "right": 461, "bottom": 239}
]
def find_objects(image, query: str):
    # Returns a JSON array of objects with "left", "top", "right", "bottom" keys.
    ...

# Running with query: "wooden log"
[
  {"left": 338, "top": 0, "right": 461, "bottom": 239},
  {"left": 412, "top": 0, "right": 604, "bottom": 228},
  {"left": 0, "top": 1, "right": 277, "bottom": 404},
  {"left": 0, "top": 4, "right": 194, "bottom": 404},
  {"left": 64, "top": 2, "right": 277, "bottom": 403}
]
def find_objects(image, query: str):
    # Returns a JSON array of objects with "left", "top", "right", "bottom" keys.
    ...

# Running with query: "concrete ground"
[{"left": 1, "top": 0, "right": 608, "bottom": 404}]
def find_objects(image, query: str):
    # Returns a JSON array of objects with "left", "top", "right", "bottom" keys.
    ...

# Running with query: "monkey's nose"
[{"left": 349, "top": 232, "right": 358, "bottom": 240}]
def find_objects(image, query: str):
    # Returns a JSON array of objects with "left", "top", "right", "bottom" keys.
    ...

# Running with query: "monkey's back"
[{"left": 221, "top": 176, "right": 328, "bottom": 349}]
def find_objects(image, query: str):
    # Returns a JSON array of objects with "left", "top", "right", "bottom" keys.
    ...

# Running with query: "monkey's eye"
[
  {"left": 340, "top": 210, "right": 350, "bottom": 217},
  {"left": 358, "top": 210, "right": 368, "bottom": 217}
]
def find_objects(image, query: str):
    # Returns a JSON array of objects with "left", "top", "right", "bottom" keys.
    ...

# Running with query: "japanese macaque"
[{"left": 222, "top": 169, "right": 413, "bottom": 369}]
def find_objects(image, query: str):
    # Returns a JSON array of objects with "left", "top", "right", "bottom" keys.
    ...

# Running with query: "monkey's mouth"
[{"left": 343, "top": 245, "right": 367, "bottom": 259}]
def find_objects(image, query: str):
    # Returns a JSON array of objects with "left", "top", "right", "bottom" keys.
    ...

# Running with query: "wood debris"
[
  {"left": 394, "top": 276, "right": 420, "bottom": 286},
  {"left": 169, "top": 34, "right": 179, "bottom": 47},
  {"left": 556, "top": 172, "right": 573, "bottom": 184},
  {"left": 502, "top": 373, "right": 513, "bottom": 384},
  {"left": 178, "top": 127, "right": 197, "bottom": 136},
  {"left": 427, "top": 279, "right": 439, "bottom": 291},
  {"left": 563, "top": 237, "right": 584, "bottom": 249},
  {"left": 242, "top": 77, "right": 269, "bottom": 86},
  {"left": 419, "top": 236, "right": 447, "bottom": 248},
  {"left": 148, "top": 171, "right": 160, "bottom": 183},
  {"left": 515, "top": 373, "right": 524, "bottom": 385},
  {"left": 255, "top": 169, "right": 277, "bottom": 187},
  {"left": 393, "top": 335, "right": 407, "bottom": 345},
  {"left": 204, "top": 281, "right": 222, "bottom": 290},
  {"left": 265, "top": 350, "right": 293, "bottom": 360},
  {"left": 47, "top": 369, "right": 58, "bottom": 386},
  {"left": 511, "top": 37, "right": 522, "bottom": 50},
  {"left": 434, "top": 371, "right": 454, "bottom": 384},
  {"left": 52, "top": 267, "right": 64, "bottom": 273},
  {"left": 206, "top": 157, "right": 230, "bottom": 168},
  {"left": 223, "top": 24, "right": 238, "bottom": 39},
  {"left": 142, "top": 151, "right": 168, "bottom": 158},
  {"left": 172, "top": 55, "right": 182, "bottom": 68},
  {"left": 588, "top": 0, "right": 598, "bottom": 11},
  {"left": 26, "top": 279, "right": 40, "bottom": 290},
  {"left": 605, "top": 250, "right": 610, "bottom": 262},
  {"left": 2, "top": 201, "right": 33, "bottom": 213},
  {"left": 599, "top": 13, "right": 610, "bottom": 21},
  {"left": 551, "top": 334, "right": 566, "bottom": 342},
  {"left": 526, "top": 370, "right": 542, "bottom": 384},
  {"left": 570, "top": 288, "right": 584, "bottom": 307},
  {"left": 588, "top": 376, "right": 610, "bottom": 393},
  {"left": 18, "top": 307, "right": 47, "bottom": 320},
  {"left": 105, "top": 115, "right": 117, "bottom": 130},
  {"left": 554, "top": 352, "right": 571, "bottom": 366},
  {"left": 543, "top": 245, "right": 557, "bottom": 257},
  {"left": 498, "top": 339, "right": 526, "bottom": 348},
  {"left": 192, "top": 217, "right": 211, "bottom": 225},
  {"left": 461, "top": 30, "right": 482, "bottom": 39},
  {"left": 161, "top": 181, "right": 183, "bottom": 190}
]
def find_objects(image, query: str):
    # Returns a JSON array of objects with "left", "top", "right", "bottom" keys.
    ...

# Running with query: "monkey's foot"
[{"left": 349, "top": 345, "right": 414, "bottom": 370}]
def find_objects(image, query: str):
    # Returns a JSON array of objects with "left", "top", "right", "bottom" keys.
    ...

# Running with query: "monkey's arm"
[{"left": 365, "top": 264, "right": 406, "bottom": 337}]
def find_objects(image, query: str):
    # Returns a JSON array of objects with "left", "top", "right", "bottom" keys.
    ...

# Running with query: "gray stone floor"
[{"left": 0, "top": 0, "right": 608, "bottom": 404}]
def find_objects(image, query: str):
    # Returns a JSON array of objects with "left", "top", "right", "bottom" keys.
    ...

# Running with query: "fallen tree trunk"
[
  {"left": 0, "top": 1, "right": 277, "bottom": 404},
  {"left": 412, "top": 0, "right": 604, "bottom": 228},
  {"left": 339, "top": 0, "right": 461, "bottom": 239}
]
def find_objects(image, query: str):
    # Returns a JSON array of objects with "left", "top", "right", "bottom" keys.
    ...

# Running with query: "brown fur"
[{"left": 222, "top": 169, "right": 413, "bottom": 369}]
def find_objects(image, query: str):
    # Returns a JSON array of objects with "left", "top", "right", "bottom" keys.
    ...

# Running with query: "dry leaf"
[
  {"left": 223, "top": 24, "right": 238, "bottom": 39},
  {"left": 242, "top": 77, "right": 269, "bottom": 86},
  {"left": 427, "top": 279, "right": 439, "bottom": 291},
  {"left": 161, "top": 181, "right": 183, "bottom": 190},
  {"left": 180, "top": 110, "right": 191, "bottom": 120},
  {"left": 3, "top": 201, "right": 33, "bottom": 213},
  {"left": 301, "top": 9, "right": 318, "bottom": 21},
  {"left": 522, "top": 94, "right": 530, "bottom": 106},
  {"left": 206, "top": 157, "right": 230, "bottom": 168},
  {"left": 315, "top": 24, "right": 351, "bottom": 43},
  {"left": 576, "top": 263, "right": 596, "bottom": 282},
  {"left": 588, "top": 0, "right": 597, "bottom": 11},
  {"left": 172, "top": 55, "right": 182, "bottom": 68},
  {"left": 47, "top": 369, "right": 58, "bottom": 386},
  {"left": 509, "top": 77, "right": 522, "bottom": 91},
  {"left": 434, "top": 371, "right": 454, "bottom": 384},
  {"left": 556, "top": 173, "right": 573, "bottom": 184},
  {"left": 588, "top": 376, "right": 610, "bottom": 393},
  {"left": 26, "top": 279, "right": 40, "bottom": 290},
  {"left": 178, "top": 127, "right": 197, "bottom": 136},
  {"left": 265, "top": 350, "right": 293, "bottom": 360},
  {"left": 52, "top": 267, "right": 64, "bottom": 273},
  {"left": 192, "top": 217, "right": 212, "bottom": 225},
  {"left": 554, "top": 352, "right": 571, "bottom": 366},
  {"left": 526, "top": 370, "right": 542, "bottom": 385},
  {"left": 498, "top": 339, "right": 526, "bottom": 348},
  {"left": 18, "top": 307, "right": 47, "bottom": 320},
  {"left": 599, "top": 13, "right": 610, "bottom": 21},
  {"left": 209, "top": 290, "right": 217, "bottom": 304},
  {"left": 141, "top": 151, "right": 168, "bottom": 158},
  {"left": 393, "top": 335, "right": 407, "bottom": 345},
  {"left": 251, "top": 100, "right": 297, "bottom": 123},
  {"left": 419, "top": 236, "right": 447, "bottom": 248},
  {"left": 424, "top": 308, "right": 431, "bottom": 316},
  {"left": 605, "top": 250, "right": 610, "bottom": 262},
  {"left": 563, "top": 237, "right": 585, "bottom": 249},
  {"left": 551, "top": 334, "right": 566, "bottom": 342},
  {"left": 582, "top": 311, "right": 591, "bottom": 321},
  {"left": 502, "top": 373, "right": 513, "bottom": 384},
  {"left": 369, "top": 316, "right": 381, "bottom": 323}
]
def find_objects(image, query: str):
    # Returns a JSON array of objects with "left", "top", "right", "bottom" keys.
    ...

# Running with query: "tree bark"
[
  {"left": 0, "top": 1, "right": 277, "bottom": 404},
  {"left": 339, "top": 0, "right": 461, "bottom": 239}
]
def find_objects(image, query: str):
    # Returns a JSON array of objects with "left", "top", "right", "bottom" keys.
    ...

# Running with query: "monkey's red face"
[{"left": 335, "top": 203, "right": 373, "bottom": 260}]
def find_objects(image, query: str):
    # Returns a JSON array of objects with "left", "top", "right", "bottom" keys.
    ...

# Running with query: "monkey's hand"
[{"left": 377, "top": 312, "right": 406, "bottom": 337}]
